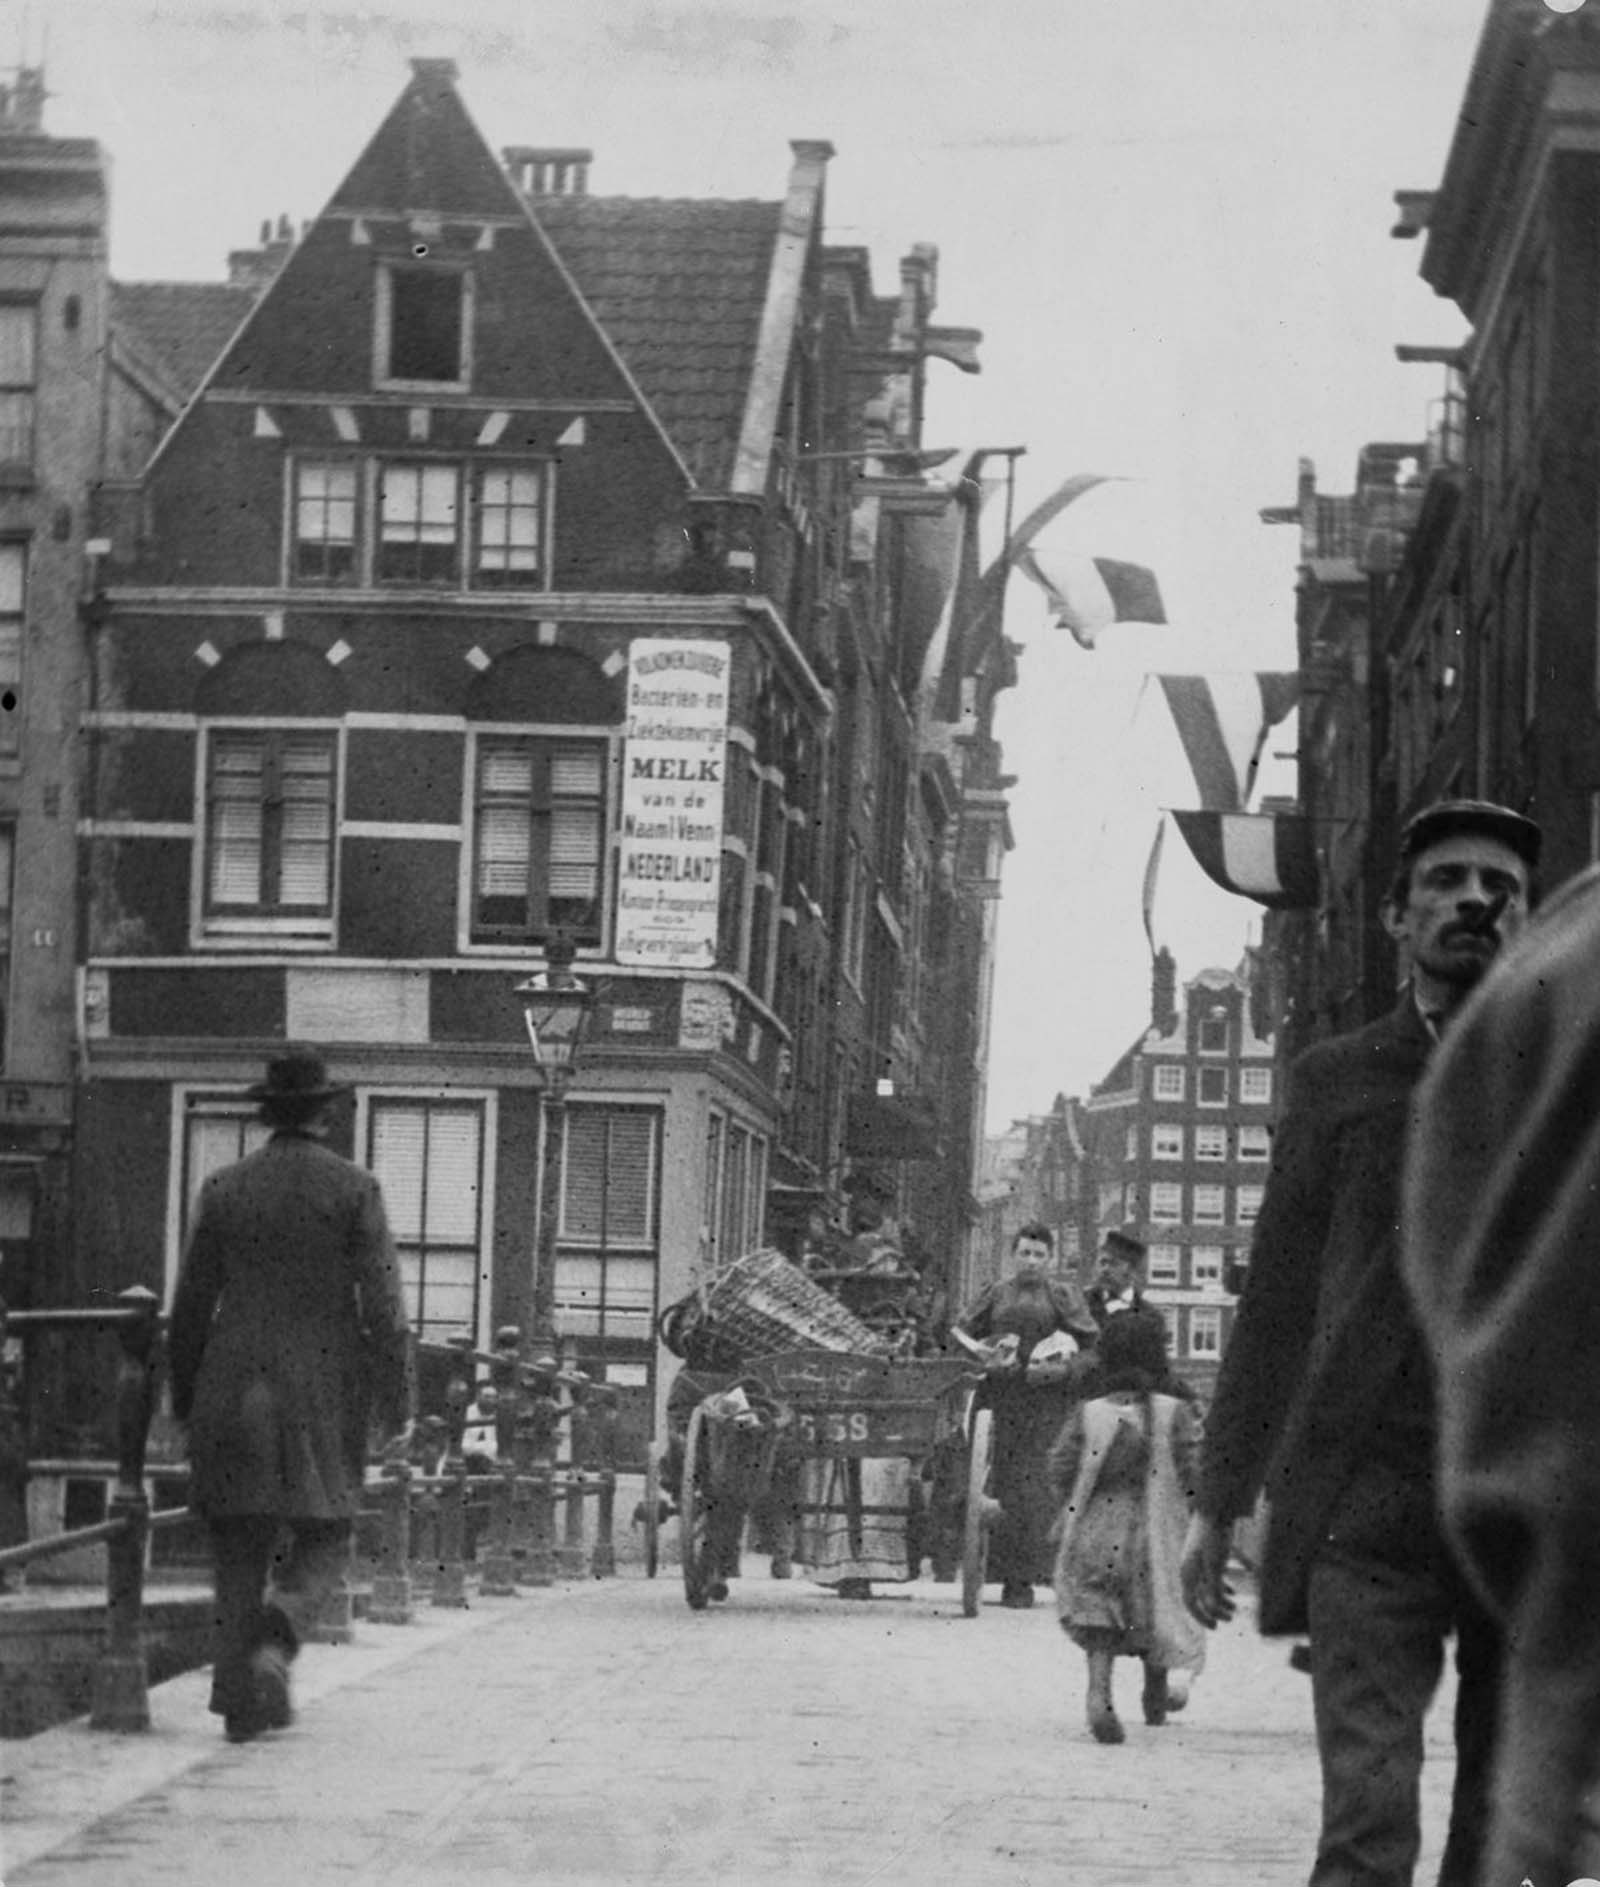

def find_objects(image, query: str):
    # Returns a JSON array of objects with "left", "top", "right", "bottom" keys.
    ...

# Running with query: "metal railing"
[{"left": 0, "top": 1286, "right": 176, "bottom": 1730}]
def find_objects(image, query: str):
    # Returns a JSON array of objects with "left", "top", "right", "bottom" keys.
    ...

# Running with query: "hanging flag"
[
  {"left": 1157, "top": 672, "right": 1301, "bottom": 810},
  {"left": 1141, "top": 815, "right": 1166, "bottom": 954},
  {"left": 1172, "top": 810, "right": 1319, "bottom": 909},
  {"left": 1015, "top": 547, "right": 1168, "bottom": 649}
]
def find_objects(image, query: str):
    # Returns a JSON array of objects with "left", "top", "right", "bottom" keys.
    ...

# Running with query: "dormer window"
[{"left": 375, "top": 263, "right": 472, "bottom": 389}]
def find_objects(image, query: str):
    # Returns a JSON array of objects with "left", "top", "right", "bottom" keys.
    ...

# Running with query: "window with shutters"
[
  {"left": 366, "top": 1095, "right": 487, "bottom": 1343},
  {"left": 0, "top": 303, "right": 35, "bottom": 473},
  {"left": 200, "top": 725, "right": 338, "bottom": 939},
  {"left": 469, "top": 735, "right": 606, "bottom": 946},
  {"left": 556, "top": 1104, "right": 661, "bottom": 1348}
]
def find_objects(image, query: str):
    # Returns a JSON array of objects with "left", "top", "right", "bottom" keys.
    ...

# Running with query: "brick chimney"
[
  {"left": 0, "top": 66, "right": 47, "bottom": 136},
  {"left": 228, "top": 213, "right": 299, "bottom": 290},
  {"left": 503, "top": 147, "right": 592, "bottom": 197}
]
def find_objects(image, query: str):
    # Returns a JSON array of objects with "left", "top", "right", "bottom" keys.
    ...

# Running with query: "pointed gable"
[{"left": 330, "top": 58, "right": 527, "bottom": 222}]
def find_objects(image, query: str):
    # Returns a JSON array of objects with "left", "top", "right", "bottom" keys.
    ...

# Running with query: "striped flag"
[
  {"left": 1157, "top": 673, "right": 1301, "bottom": 810},
  {"left": 1016, "top": 547, "right": 1168, "bottom": 649},
  {"left": 1172, "top": 810, "right": 1319, "bottom": 909}
]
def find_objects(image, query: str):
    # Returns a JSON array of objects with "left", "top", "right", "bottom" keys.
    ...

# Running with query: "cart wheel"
[
  {"left": 961, "top": 1406, "right": 995, "bottom": 1618},
  {"left": 643, "top": 1453, "right": 662, "bottom": 1580},
  {"left": 680, "top": 1403, "right": 714, "bottom": 1610}
]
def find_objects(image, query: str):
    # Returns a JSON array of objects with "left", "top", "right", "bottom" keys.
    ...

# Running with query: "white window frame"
[
  {"left": 1194, "top": 1123, "right": 1228, "bottom": 1162},
  {"left": 1151, "top": 1063, "right": 1185, "bottom": 1101},
  {"left": 472, "top": 463, "right": 551, "bottom": 592},
  {"left": 555, "top": 1099, "right": 665, "bottom": 1349},
  {"left": 1149, "top": 1181, "right": 1183, "bottom": 1224},
  {"left": 1193, "top": 1183, "right": 1227, "bottom": 1225},
  {"left": 1146, "top": 1242, "right": 1181, "bottom": 1285},
  {"left": 1237, "top": 1124, "right": 1271, "bottom": 1162},
  {"left": 1190, "top": 1244, "right": 1225, "bottom": 1291},
  {"left": 286, "top": 456, "right": 361, "bottom": 585},
  {"left": 357, "top": 1086, "right": 498, "bottom": 1351},
  {"left": 456, "top": 724, "right": 618, "bottom": 955},
  {"left": 164, "top": 1085, "right": 273, "bottom": 1301},
  {"left": 1196, "top": 1065, "right": 1229, "bottom": 1109},
  {"left": 191, "top": 719, "right": 343, "bottom": 949},
  {"left": 1188, "top": 1305, "right": 1222, "bottom": 1358},
  {"left": 1239, "top": 1066, "right": 1274, "bottom": 1105},
  {"left": 1236, "top": 1184, "right": 1265, "bottom": 1225},
  {"left": 374, "top": 261, "right": 475, "bottom": 393},
  {"left": 1127, "top": 1125, "right": 1141, "bottom": 1161}
]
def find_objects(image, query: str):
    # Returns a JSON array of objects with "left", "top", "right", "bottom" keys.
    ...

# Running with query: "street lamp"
[{"left": 513, "top": 936, "right": 595, "bottom": 1357}]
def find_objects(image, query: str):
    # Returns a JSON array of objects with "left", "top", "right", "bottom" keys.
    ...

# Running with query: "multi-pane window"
[
  {"left": 1146, "top": 1242, "right": 1181, "bottom": 1285},
  {"left": 471, "top": 737, "right": 605, "bottom": 946},
  {"left": 203, "top": 728, "right": 337, "bottom": 931},
  {"left": 1193, "top": 1184, "right": 1227, "bottom": 1224},
  {"left": 1152, "top": 1124, "right": 1183, "bottom": 1161},
  {"left": 1237, "top": 1125, "right": 1270, "bottom": 1161},
  {"left": 1191, "top": 1245, "right": 1224, "bottom": 1290},
  {"left": 557, "top": 1104, "right": 661, "bottom": 1347},
  {"left": 1189, "top": 1306, "right": 1222, "bottom": 1358},
  {"left": 378, "top": 265, "right": 469, "bottom": 386},
  {"left": 378, "top": 462, "right": 459, "bottom": 583},
  {"left": 1237, "top": 1184, "right": 1265, "bottom": 1225},
  {"left": 1151, "top": 1064, "right": 1184, "bottom": 1101},
  {"left": 0, "top": 544, "right": 22, "bottom": 757},
  {"left": 1197, "top": 1066, "right": 1229, "bottom": 1107},
  {"left": 1150, "top": 1181, "right": 1183, "bottom": 1223},
  {"left": 1195, "top": 1124, "right": 1228, "bottom": 1162},
  {"left": 474, "top": 467, "right": 544, "bottom": 587},
  {"left": 1239, "top": 1066, "right": 1274, "bottom": 1104},
  {"left": 292, "top": 461, "right": 358, "bottom": 581},
  {"left": 368, "top": 1097, "right": 485, "bottom": 1343},
  {"left": 0, "top": 304, "right": 35, "bottom": 470},
  {"left": 703, "top": 1108, "right": 769, "bottom": 1271}
]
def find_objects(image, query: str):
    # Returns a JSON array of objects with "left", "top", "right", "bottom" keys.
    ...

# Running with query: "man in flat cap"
[
  {"left": 169, "top": 1045, "right": 414, "bottom": 1744},
  {"left": 1180, "top": 800, "right": 1540, "bottom": 1886},
  {"left": 1085, "top": 1226, "right": 1149, "bottom": 1329}
]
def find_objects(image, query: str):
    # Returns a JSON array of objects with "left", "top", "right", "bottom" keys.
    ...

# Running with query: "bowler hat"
[
  {"left": 1103, "top": 1226, "right": 1147, "bottom": 1261},
  {"left": 1398, "top": 799, "right": 1541, "bottom": 871},
  {"left": 246, "top": 1044, "right": 347, "bottom": 1105}
]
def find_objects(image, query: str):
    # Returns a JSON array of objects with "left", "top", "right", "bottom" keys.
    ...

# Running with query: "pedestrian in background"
[
  {"left": 1403, "top": 863, "right": 1600, "bottom": 1887},
  {"left": 1180, "top": 799, "right": 1539, "bottom": 1886},
  {"left": 1084, "top": 1226, "right": 1149, "bottom": 1328},
  {"left": 954, "top": 1221, "right": 1098, "bottom": 1607},
  {"left": 1050, "top": 1307, "right": 1204, "bottom": 1744},
  {"left": 169, "top": 1045, "right": 414, "bottom": 1745}
]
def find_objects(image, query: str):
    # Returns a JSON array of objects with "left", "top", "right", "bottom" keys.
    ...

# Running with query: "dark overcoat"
[
  {"left": 168, "top": 1129, "right": 414, "bottom": 1521},
  {"left": 1198, "top": 995, "right": 1435, "bottom": 1635}
]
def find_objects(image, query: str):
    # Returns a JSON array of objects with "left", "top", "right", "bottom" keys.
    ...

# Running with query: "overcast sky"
[{"left": 33, "top": 0, "right": 1492, "bottom": 1123}]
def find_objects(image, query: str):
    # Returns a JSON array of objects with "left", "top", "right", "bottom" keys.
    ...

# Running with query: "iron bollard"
[
  {"left": 475, "top": 1384, "right": 519, "bottom": 1597},
  {"left": 591, "top": 1471, "right": 617, "bottom": 1579},
  {"left": 583, "top": 1384, "right": 621, "bottom": 1579},
  {"left": 517, "top": 1352, "right": 568, "bottom": 1587},
  {"left": 368, "top": 1458, "right": 415, "bottom": 1624},
  {"left": 90, "top": 1286, "right": 159, "bottom": 1731},
  {"left": 430, "top": 1344, "right": 474, "bottom": 1608},
  {"left": 526, "top": 1466, "right": 556, "bottom": 1587},
  {"left": 408, "top": 1417, "right": 447, "bottom": 1597}
]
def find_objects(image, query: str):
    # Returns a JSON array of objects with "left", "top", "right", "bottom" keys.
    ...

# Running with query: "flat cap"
[{"left": 1398, "top": 799, "right": 1541, "bottom": 871}]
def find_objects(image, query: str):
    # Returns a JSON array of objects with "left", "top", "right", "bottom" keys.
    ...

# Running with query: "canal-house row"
[{"left": 71, "top": 60, "right": 1000, "bottom": 1455}]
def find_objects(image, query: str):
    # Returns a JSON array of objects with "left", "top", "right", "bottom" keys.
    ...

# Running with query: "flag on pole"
[
  {"left": 1157, "top": 672, "right": 1301, "bottom": 810},
  {"left": 1141, "top": 816, "right": 1166, "bottom": 954},
  {"left": 1015, "top": 548, "right": 1168, "bottom": 649},
  {"left": 1172, "top": 810, "right": 1319, "bottom": 909}
]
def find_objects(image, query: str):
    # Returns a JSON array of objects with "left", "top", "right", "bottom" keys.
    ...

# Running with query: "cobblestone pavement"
[{"left": 3, "top": 1568, "right": 1459, "bottom": 1886}]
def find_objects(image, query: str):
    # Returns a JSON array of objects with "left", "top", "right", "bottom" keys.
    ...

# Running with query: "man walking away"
[
  {"left": 169, "top": 1045, "right": 414, "bottom": 1744},
  {"left": 1180, "top": 800, "right": 1540, "bottom": 1886}
]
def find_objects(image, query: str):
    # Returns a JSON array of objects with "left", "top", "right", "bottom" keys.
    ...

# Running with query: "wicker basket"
[{"left": 696, "top": 1248, "right": 879, "bottom": 1364}]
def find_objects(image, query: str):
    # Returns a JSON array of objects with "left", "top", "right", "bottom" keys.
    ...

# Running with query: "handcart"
[{"left": 678, "top": 1348, "right": 995, "bottom": 1615}]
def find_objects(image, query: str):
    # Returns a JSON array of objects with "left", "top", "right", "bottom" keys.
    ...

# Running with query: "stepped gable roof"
[
  {"left": 111, "top": 281, "right": 258, "bottom": 404},
  {"left": 531, "top": 193, "right": 781, "bottom": 490}
]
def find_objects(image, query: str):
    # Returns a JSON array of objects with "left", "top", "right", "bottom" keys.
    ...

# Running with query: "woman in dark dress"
[{"left": 955, "top": 1222, "right": 1098, "bottom": 1606}]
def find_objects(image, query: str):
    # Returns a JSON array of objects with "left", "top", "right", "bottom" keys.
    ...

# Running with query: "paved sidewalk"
[{"left": 2, "top": 1571, "right": 1460, "bottom": 1886}]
